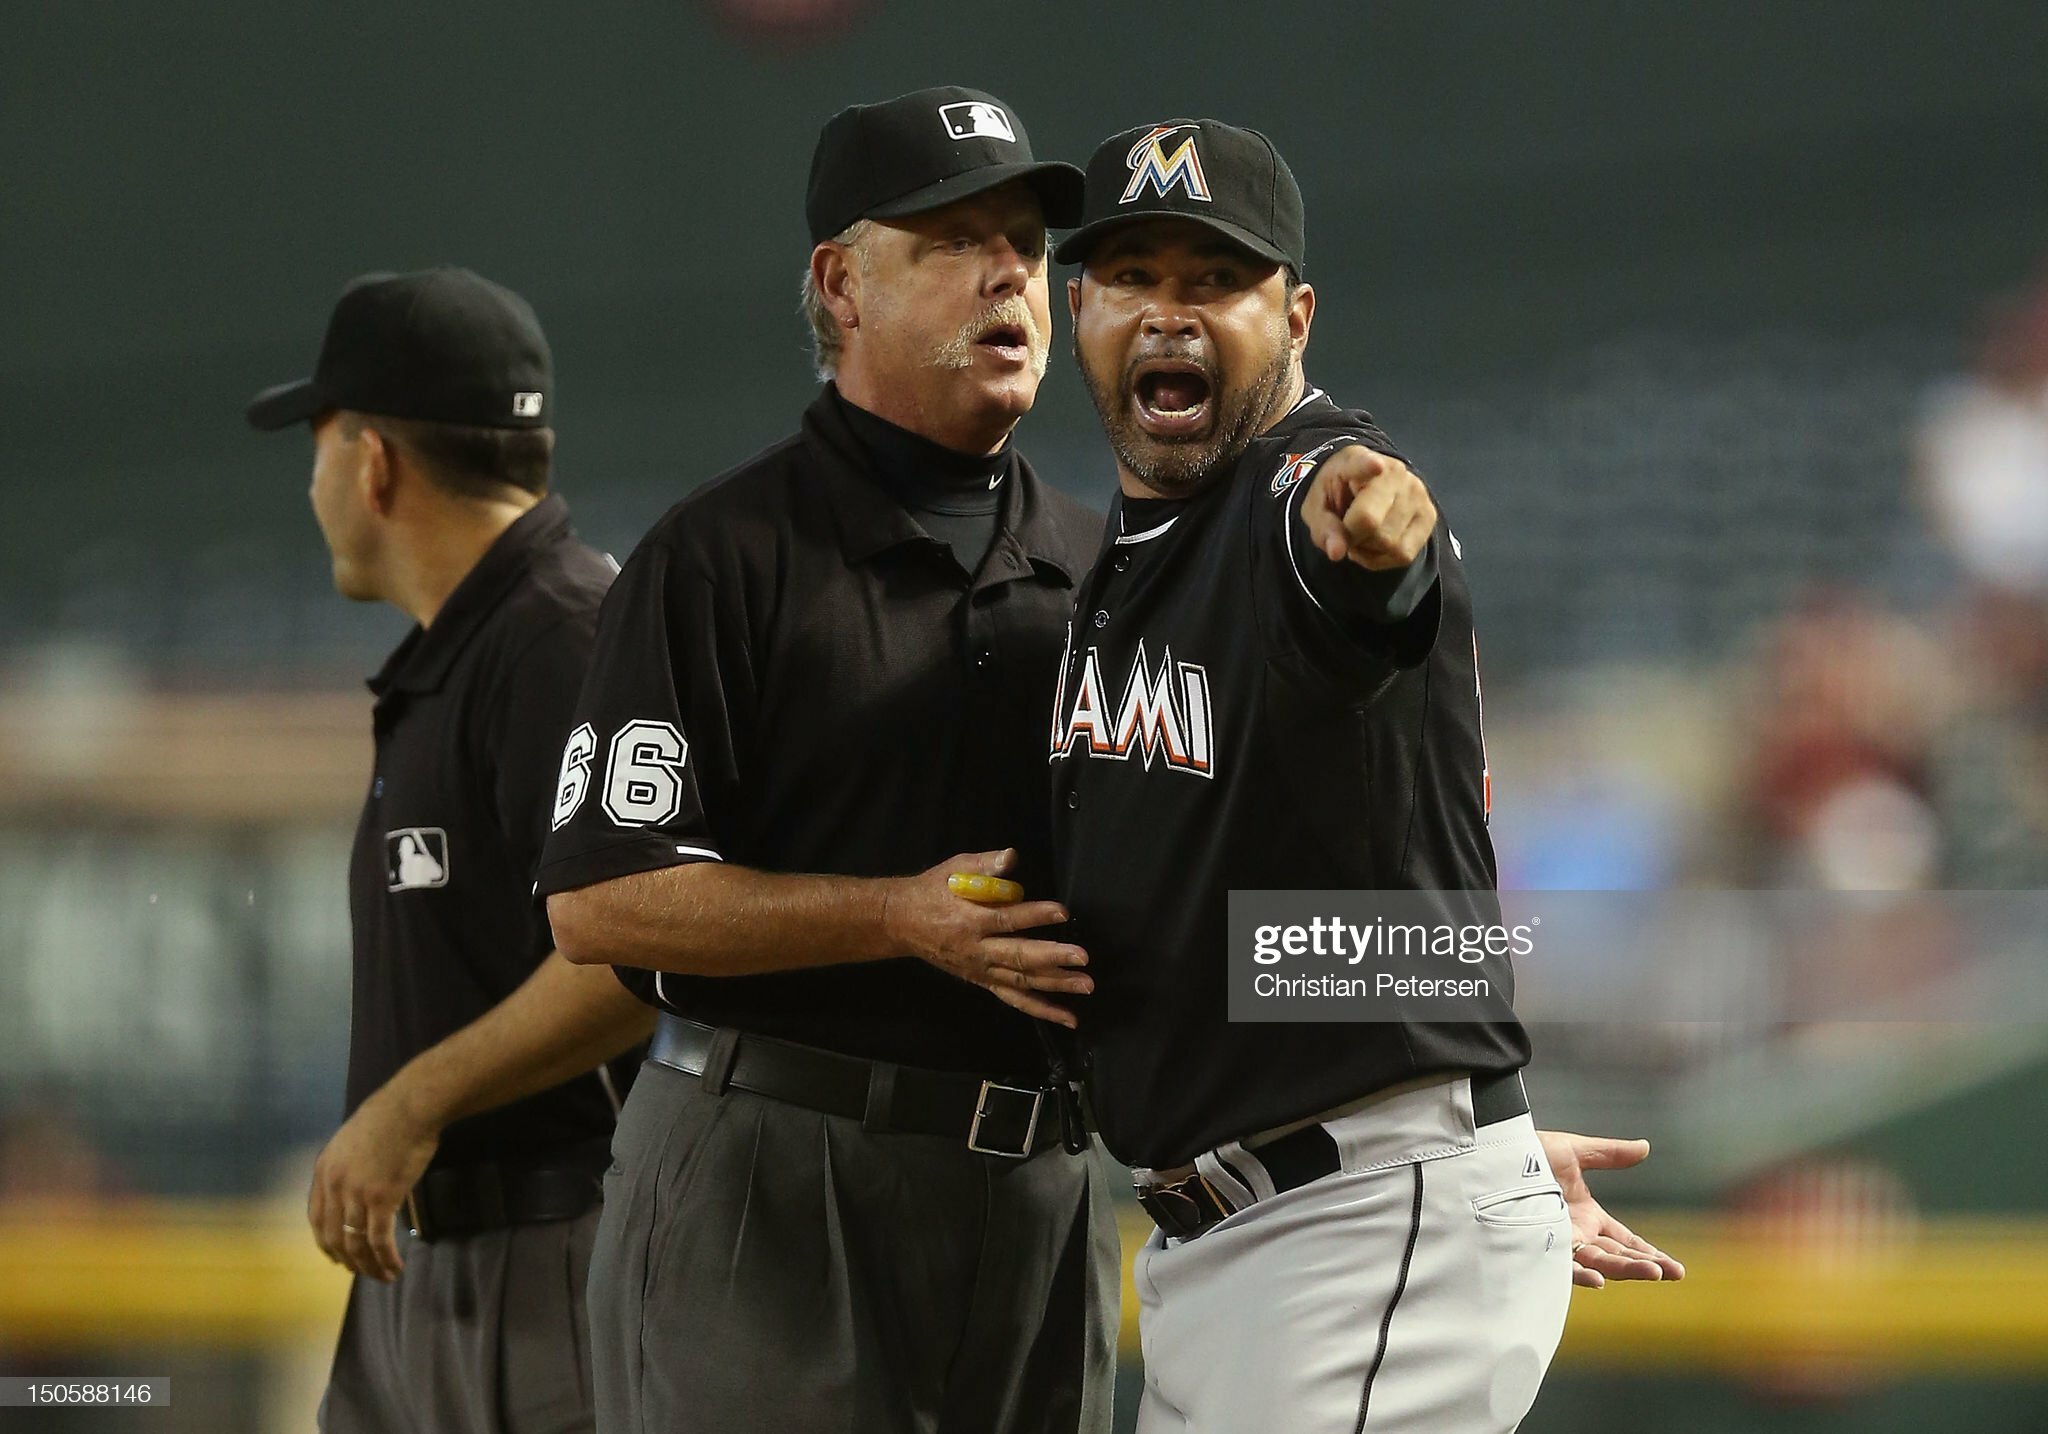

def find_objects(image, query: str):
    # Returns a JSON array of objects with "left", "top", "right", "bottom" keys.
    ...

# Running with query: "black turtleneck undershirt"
[{"left": 831, "top": 386, "right": 1009, "bottom": 577}]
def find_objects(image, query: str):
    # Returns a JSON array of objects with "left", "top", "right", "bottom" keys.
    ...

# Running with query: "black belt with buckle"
[
  {"left": 647, "top": 1013, "right": 1063, "bottom": 1159},
  {"left": 405, "top": 1142, "right": 609, "bottom": 1243},
  {"left": 1136, "top": 1070, "right": 1531, "bottom": 1241}
]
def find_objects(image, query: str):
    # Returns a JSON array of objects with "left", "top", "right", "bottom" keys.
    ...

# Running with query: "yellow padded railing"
[{"left": 5, "top": 1204, "right": 2048, "bottom": 1373}]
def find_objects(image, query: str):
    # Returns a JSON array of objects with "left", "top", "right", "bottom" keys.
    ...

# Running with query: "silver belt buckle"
[{"left": 967, "top": 1081, "right": 1043, "bottom": 1158}]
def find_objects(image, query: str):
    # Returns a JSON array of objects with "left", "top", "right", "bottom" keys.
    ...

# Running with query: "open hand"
[
  {"left": 307, "top": 1086, "right": 439, "bottom": 1282},
  {"left": 1537, "top": 1130, "right": 1687, "bottom": 1290}
]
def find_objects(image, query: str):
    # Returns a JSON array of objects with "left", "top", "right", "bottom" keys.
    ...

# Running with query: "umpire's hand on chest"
[{"left": 883, "top": 847, "right": 1092, "bottom": 1028}]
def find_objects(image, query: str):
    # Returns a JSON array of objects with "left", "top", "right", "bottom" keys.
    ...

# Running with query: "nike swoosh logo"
[{"left": 989, "top": 472, "right": 1004, "bottom": 490}]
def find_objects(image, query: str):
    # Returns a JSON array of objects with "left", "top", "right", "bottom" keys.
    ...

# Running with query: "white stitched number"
[
  {"left": 551, "top": 723, "right": 597, "bottom": 831},
  {"left": 601, "top": 720, "right": 691, "bottom": 827}
]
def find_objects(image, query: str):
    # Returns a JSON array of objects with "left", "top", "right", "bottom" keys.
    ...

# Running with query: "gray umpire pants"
[
  {"left": 592, "top": 1058, "right": 1121, "bottom": 1434},
  {"left": 319, "top": 1208, "right": 600, "bottom": 1434}
]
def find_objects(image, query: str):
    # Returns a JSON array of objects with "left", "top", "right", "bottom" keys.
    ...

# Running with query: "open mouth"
[
  {"left": 976, "top": 322, "right": 1030, "bottom": 362},
  {"left": 1130, "top": 359, "right": 1215, "bottom": 438}
]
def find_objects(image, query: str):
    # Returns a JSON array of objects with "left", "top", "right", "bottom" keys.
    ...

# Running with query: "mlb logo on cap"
[
  {"left": 804, "top": 85, "right": 1083, "bottom": 245},
  {"left": 939, "top": 100, "right": 1015, "bottom": 143}
]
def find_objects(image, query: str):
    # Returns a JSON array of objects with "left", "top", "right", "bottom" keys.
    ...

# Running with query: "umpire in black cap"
[
  {"left": 249, "top": 267, "right": 654, "bottom": 1434},
  {"left": 536, "top": 88, "right": 1118, "bottom": 1434}
]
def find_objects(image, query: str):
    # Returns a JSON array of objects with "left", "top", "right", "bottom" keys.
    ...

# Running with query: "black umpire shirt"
[
  {"left": 1050, "top": 387, "right": 1531, "bottom": 1170},
  {"left": 535, "top": 386, "right": 1102, "bottom": 1077},
  {"left": 349, "top": 495, "right": 635, "bottom": 1171}
]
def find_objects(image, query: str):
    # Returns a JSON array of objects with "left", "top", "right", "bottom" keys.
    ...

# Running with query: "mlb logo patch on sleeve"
[{"left": 386, "top": 827, "right": 450, "bottom": 891}]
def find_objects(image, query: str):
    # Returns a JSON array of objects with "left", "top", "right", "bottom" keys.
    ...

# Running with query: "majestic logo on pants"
[
  {"left": 1050, "top": 640, "right": 1214, "bottom": 778},
  {"left": 385, "top": 828, "right": 449, "bottom": 891},
  {"left": 1121, "top": 125, "right": 1211, "bottom": 204}
]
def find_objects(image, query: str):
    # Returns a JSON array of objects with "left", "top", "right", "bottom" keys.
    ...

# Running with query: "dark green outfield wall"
[{"left": 6, "top": 1, "right": 2046, "bottom": 628}]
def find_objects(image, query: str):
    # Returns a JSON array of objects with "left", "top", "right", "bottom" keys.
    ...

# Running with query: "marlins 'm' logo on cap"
[
  {"left": 1121, "top": 124, "right": 1211, "bottom": 204},
  {"left": 939, "top": 100, "right": 1016, "bottom": 143}
]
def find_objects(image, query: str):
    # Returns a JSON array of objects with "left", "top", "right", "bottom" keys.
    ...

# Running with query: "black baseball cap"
[
  {"left": 805, "top": 86, "right": 1084, "bottom": 244},
  {"left": 245, "top": 267, "right": 552, "bottom": 431},
  {"left": 1053, "top": 119, "right": 1306, "bottom": 273}
]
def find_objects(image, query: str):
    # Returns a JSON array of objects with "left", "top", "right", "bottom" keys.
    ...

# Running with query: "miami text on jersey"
[{"left": 1050, "top": 638, "right": 1215, "bottom": 778}]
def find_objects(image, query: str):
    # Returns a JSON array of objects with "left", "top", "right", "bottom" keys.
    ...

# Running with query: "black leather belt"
[
  {"left": 404, "top": 1142, "right": 608, "bottom": 1243},
  {"left": 648, "top": 1013, "right": 1063, "bottom": 1159},
  {"left": 1136, "top": 1071, "right": 1531, "bottom": 1241}
]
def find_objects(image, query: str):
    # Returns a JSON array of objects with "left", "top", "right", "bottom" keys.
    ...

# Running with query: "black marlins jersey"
[{"left": 1049, "top": 388, "right": 1530, "bottom": 1169}]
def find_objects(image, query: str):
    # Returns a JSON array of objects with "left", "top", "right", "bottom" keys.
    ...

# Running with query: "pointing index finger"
[{"left": 1325, "top": 443, "right": 1384, "bottom": 483}]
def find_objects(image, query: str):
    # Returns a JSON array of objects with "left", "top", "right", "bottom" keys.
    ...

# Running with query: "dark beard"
[{"left": 1076, "top": 331, "right": 1294, "bottom": 497}]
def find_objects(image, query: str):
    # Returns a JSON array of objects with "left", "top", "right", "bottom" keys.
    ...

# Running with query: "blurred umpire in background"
[
  {"left": 537, "top": 89, "right": 1118, "bottom": 1433},
  {"left": 247, "top": 267, "right": 654, "bottom": 1434}
]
